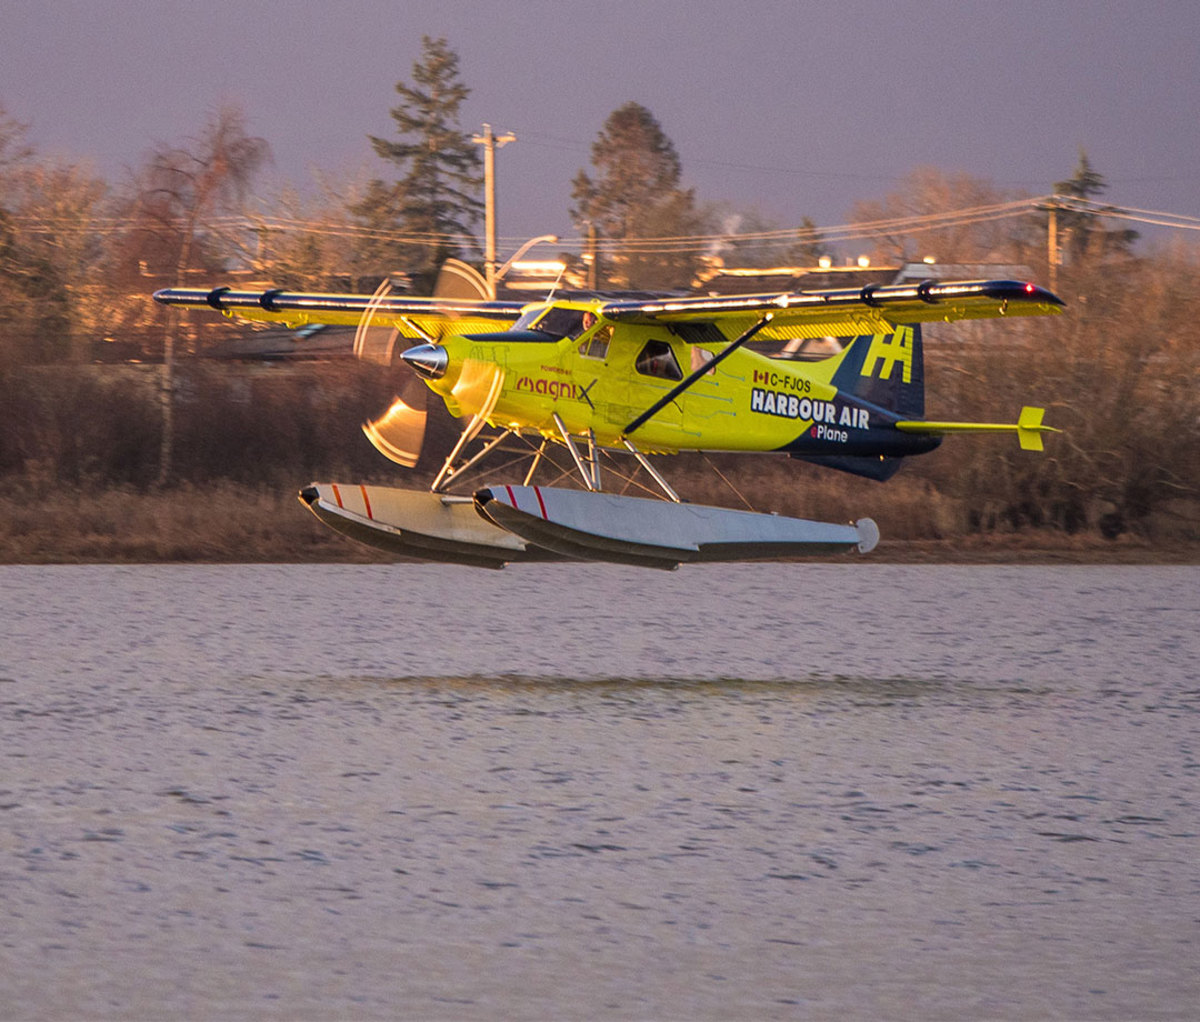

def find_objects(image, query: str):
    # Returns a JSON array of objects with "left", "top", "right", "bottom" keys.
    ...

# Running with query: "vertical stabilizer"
[{"left": 829, "top": 324, "right": 924, "bottom": 417}]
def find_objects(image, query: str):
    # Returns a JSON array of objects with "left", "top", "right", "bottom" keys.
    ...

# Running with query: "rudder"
[{"left": 829, "top": 324, "right": 924, "bottom": 418}]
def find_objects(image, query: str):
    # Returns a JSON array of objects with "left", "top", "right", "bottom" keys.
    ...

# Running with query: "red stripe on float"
[
  {"left": 504, "top": 485, "right": 517, "bottom": 509},
  {"left": 359, "top": 485, "right": 373, "bottom": 519},
  {"left": 534, "top": 486, "right": 548, "bottom": 520},
  {"left": 332, "top": 484, "right": 344, "bottom": 508}
]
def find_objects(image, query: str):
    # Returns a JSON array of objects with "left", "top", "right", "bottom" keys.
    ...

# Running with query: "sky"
[{"left": 4, "top": 0, "right": 1198, "bottom": 254}]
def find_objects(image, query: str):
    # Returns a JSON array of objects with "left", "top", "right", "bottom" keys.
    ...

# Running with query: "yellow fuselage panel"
[{"left": 430, "top": 324, "right": 845, "bottom": 453}]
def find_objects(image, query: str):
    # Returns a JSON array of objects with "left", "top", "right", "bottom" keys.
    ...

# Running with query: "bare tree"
[
  {"left": 849, "top": 166, "right": 1037, "bottom": 266},
  {"left": 0, "top": 102, "right": 33, "bottom": 181},
  {"left": 131, "top": 103, "right": 270, "bottom": 486}
]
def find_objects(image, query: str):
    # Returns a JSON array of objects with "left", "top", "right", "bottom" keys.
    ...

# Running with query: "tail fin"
[
  {"left": 790, "top": 325, "right": 924, "bottom": 480},
  {"left": 830, "top": 324, "right": 924, "bottom": 417}
]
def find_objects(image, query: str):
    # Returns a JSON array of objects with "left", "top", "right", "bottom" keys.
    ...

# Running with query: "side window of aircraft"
[
  {"left": 573, "top": 311, "right": 598, "bottom": 339},
  {"left": 511, "top": 306, "right": 547, "bottom": 331},
  {"left": 578, "top": 325, "right": 611, "bottom": 360},
  {"left": 533, "top": 307, "right": 589, "bottom": 340},
  {"left": 508, "top": 306, "right": 592, "bottom": 340},
  {"left": 635, "top": 339, "right": 683, "bottom": 381}
]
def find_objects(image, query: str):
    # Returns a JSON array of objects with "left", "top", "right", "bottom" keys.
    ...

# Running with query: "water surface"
[{"left": 2, "top": 565, "right": 1197, "bottom": 1019}]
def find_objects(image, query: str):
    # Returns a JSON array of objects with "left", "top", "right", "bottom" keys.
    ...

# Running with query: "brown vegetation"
[
  {"left": 1, "top": 479, "right": 1191, "bottom": 565},
  {"left": 2, "top": 243, "right": 1198, "bottom": 563},
  {"left": 0, "top": 483, "right": 363, "bottom": 563},
  {"left": 1, "top": 298, "right": 1196, "bottom": 565},
  {"left": 1, "top": 95, "right": 1197, "bottom": 563}
]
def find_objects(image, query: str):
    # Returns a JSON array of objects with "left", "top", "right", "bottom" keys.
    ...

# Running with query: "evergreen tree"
[
  {"left": 358, "top": 36, "right": 483, "bottom": 283},
  {"left": 789, "top": 217, "right": 828, "bottom": 266},
  {"left": 1053, "top": 149, "right": 1138, "bottom": 263},
  {"left": 0, "top": 105, "right": 73, "bottom": 365},
  {"left": 571, "top": 102, "right": 703, "bottom": 289},
  {"left": 0, "top": 207, "right": 70, "bottom": 364}
]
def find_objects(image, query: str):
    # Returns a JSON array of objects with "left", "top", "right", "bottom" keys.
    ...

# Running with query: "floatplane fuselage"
[{"left": 155, "top": 278, "right": 1063, "bottom": 568}]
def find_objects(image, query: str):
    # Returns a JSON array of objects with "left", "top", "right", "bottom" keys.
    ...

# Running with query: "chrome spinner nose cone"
[{"left": 400, "top": 343, "right": 448, "bottom": 380}]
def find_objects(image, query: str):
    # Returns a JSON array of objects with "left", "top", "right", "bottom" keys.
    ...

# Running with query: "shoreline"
[
  {"left": 1, "top": 483, "right": 1195, "bottom": 566},
  {"left": 869, "top": 537, "right": 1200, "bottom": 566}
]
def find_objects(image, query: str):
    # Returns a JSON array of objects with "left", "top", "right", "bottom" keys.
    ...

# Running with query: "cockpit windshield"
[{"left": 510, "top": 306, "right": 594, "bottom": 340}]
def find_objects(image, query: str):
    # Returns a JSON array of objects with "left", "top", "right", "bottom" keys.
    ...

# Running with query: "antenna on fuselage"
[{"left": 544, "top": 262, "right": 568, "bottom": 302}]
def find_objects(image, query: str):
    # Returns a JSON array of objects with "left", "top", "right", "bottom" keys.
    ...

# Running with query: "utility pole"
[
  {"left": 1045, "top": 194, "right": 1061, "bottom": 293},
  {"left": 472, "top": 124, "right": 516, "bottom": 298},
  {"left": 586, "top": 221, "right": 599, "bottom": 289}
]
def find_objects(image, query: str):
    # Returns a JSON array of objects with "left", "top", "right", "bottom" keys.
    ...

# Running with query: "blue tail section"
[
  {"left": 795, "top": 453, "right": 908, "bottom": 481},
  {"left": 789, "top": 325, "right": 928, "bottom": 480},
  {"left": 829, "top": 323, "right": 924, "bottom": 418}
]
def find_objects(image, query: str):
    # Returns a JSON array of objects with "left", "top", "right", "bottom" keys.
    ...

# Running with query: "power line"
[{"left": 10, "top": 196, "right": 1200, "bottom": 259}]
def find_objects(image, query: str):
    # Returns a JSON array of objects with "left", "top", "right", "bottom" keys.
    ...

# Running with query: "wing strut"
[{"left": 622, "top": 314, "right": 775, "bottom": 437}]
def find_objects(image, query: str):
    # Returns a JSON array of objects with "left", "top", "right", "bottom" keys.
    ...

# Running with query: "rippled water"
[{"left": 2, "top": 564, "right": 1198, "bottom": 1020}]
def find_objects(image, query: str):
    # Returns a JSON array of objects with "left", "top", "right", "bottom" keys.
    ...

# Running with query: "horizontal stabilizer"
[{"left": 896, "top": 405, "right": 1057, "bottom": 451}]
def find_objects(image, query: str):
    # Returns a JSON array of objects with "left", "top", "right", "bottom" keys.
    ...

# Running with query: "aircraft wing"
[
  {"left": 599, "top": 279, "right": 1064, "bottom": 341},
  {"left": 153, "top": 287, "right": 526, "bottom": 343}
]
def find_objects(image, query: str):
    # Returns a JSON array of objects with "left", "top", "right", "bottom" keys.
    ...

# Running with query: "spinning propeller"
[
  {"left": 357, "top": 275, "right": 505, "bottom": 469},
  {"left": 355, "top": 278, "right": 427, "bottom": 468},
  {"left": 362, "top": 389, "right": 427, "bottom": 468}
]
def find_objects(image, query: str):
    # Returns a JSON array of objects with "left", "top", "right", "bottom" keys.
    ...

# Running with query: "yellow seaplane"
[{"left": 154, "top": 276, "right": 1063, "bottom": 568}]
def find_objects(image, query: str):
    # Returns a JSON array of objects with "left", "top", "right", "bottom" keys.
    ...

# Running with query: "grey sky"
[{"left": 4, "top": 0, "right": 1197, "bottom": 250}]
